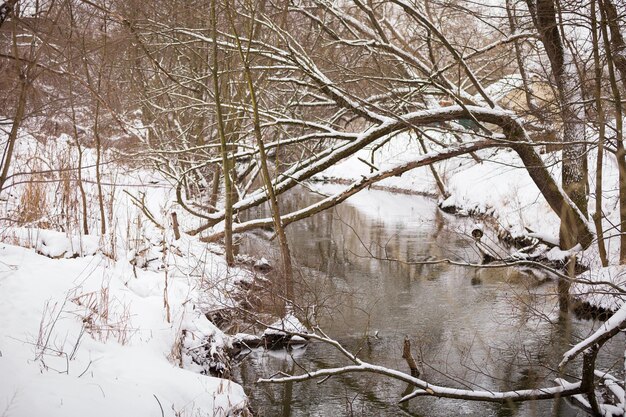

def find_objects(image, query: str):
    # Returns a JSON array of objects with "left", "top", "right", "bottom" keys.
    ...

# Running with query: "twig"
[
  {"left": 78, "top": 360, "right": 93, "bottom": 378},
  {"left": 123, "top": 190, "right": 164, "bottom": 230},
  {"left": 153, "top": 394, "right": 165, "bottom": 417}
]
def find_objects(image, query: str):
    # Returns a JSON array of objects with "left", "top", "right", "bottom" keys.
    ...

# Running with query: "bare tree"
[
  {"left": 227, "top": 0, "right": 295, "bottom": 301},
  {"left": 591, "top": 0, "right": 609, "bottom": 267},
  {"left": 598, "top": 0, "right": 626, "bottom": 264},
  {"left": 3, "top": 0, "right": 626, "bottom": 415}
]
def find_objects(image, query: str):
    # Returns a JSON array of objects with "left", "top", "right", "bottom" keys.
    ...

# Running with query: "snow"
[
  {"left": 312, "top": 124, "right": 626, "bottom": 312},
  {"left": 441, "top": 150, "right": 561, "bottom": 239},
  {"left": 572, "top": 266, "right": 626, "bottom": 312},
  {"left": 263, "top": 314, "right": 308, "bottom": 336},
  {"left": 1, "top": 65, "right": 626, "bottom": 415},
  {"left": 560, "top": 299, "right": 626, "bottom": 368},
  {"left": 545, "top": 244, "right": 582, "bottom": 262},
  {"left": 0, "top": 244, "right": 248, "bottom": 417},
  {"left": 1, "top": 227, "right": 100, "bottom": 258},
  {"left": 527, "top": 231, "right": 559, "bottom": 246},
  {"left": 483, "top": 73, "right": 524, "bottom": 102},
  {"left": 253, "top": 257, "right": 271, "bottom": 269},
  {"left": 597, "top": 370, "right": 626, "bottom": 408},
  {"left": 315, "top": 132, "right": 561, "bottom": 245},
  {"left": 316, "top": 133, "right": 436, "bottom": 194},
  {"left": 0, "top": 129, "right": 252, "bottom": 416},
  {"left": 233, "top": 333, "right": 260, "bottom": 344}
]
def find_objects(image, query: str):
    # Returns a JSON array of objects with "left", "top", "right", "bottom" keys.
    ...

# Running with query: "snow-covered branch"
[
  {"left": 201, "top": 139, "right": 498, "bottom": 241},
  {"left": 257, "top": 331, "right": 583, "bottom": 403},
  {"left": 560, "top": 302, "right": 626, "bottom": 369}
]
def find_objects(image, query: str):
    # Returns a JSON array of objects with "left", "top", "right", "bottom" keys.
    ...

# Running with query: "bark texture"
[{"left": 532, "top": 0, "right": 589, "bottom": 251}]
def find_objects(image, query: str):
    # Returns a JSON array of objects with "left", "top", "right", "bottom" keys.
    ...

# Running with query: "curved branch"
[
  {"left": 257, "top": 333, "right": 583, "bottom": 403},
  {"left": 201, "top": 139, "right": 498, "bottom": 241},
  {"left": 560, "top": 301, "right": 626, "bottom": 369},
  {"left": 195, "top": 105, "right": 594, "bottom": 249}
]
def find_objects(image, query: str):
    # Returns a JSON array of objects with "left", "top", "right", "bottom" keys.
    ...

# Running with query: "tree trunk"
[
  {"left": 532, "top": 0, "right": 589, "bottom": 311},
  {"left": 94, "top": 102, "right": 107, "bottom": 235},
  {"left": 64, "top": 16, "right": 90, "bottom": 236},
  {"left": 600, "top": 0, "right": 626, "bottom": 91},
  {"left": 591, "top": 0, "right": 609, "bottom": 267},
  {"left": 0, "top": 75, "right": 27, "bottom": 194},
  {"left": 532, "top": 0, "right": 589, "bottom": 251},
  {"left": 228, "top": 4, "right": 295, "bottom": 303},
  {"left": 599, "top": 0, "right": 626, "bottom": 264},
  {"left": 0, "top": 0, "right": 18, "bottom": 28},
  {"left": 0, "top": 26, "right": 29, "bottom": 194},
  {"left": 417, "top": 135, "right": 449, "bottom": 199},
  {"left": 208, "top": 167, "right": 220, "bottom": 212},
  {"left": 211, "top": 0, "right": 235, "bottom": 266}
]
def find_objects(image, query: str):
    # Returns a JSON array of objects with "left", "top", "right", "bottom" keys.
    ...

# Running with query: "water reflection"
[{"left": 236, "top": 186, "right": 622, "bottom": 417}]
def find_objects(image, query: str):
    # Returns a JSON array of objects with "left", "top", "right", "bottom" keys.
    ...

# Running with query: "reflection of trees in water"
[
  {"left": 239, "top": 340, "right": 431, "bottom": 417},
  {"left": 239, "top": 188, "right": 624, "bottom": 416}
]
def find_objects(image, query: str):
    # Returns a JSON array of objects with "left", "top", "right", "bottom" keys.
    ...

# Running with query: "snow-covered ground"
[
  {"left": 572, "top": 265, "right": 626, "bottom": 312},
  {"left": 0, "top": 128, "right": 252, "bottom": 416},
  {"left": 0, "top": 243, "right": 248, "bottom": 417}
]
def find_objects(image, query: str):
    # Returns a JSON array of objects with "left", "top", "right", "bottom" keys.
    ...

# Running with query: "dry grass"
[
  {"left": 18, "top": 174, "right": 48, "bottom": 227},
  {"left": 71, "top": 282, "right": 134, "bottom": 345}
]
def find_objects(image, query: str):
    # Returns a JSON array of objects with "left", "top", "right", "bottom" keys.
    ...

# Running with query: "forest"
[{"left": 1, "top": 0, "right": 626, "bottom": 416}]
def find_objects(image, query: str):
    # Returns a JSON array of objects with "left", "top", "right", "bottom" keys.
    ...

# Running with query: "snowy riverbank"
[
  {"left": 1, "top": 121, "right": 625, "bottom": 417},
  {"left": 0, "top": 130, "right": 252, "bottom": 416},
  {"left": 314, "top": 132, "right": 626, "bottom": 312},
  {"left": 0, "top": 236, "right": 251, "bottom": 416}
]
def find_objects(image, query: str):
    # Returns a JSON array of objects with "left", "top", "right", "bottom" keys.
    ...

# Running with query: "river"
[{"left": 236, "top": 185, "right": 624, "bottom": 417}]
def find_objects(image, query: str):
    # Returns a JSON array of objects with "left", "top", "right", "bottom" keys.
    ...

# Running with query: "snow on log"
[
  {"left": 560, "top": 301, "right": 626, "bottom": 369},
  {"left": 261, "top": 314, "right": 310, "bottom": 349}
]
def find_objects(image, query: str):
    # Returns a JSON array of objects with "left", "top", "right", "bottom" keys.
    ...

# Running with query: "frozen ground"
[{"left": 0, "top": 240, "right": 250, "bottom": 417}]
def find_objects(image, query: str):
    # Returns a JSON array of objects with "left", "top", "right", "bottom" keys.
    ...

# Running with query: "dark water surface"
[{"left": 236, "top": 186, "right": 623, "bottom": 417}]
